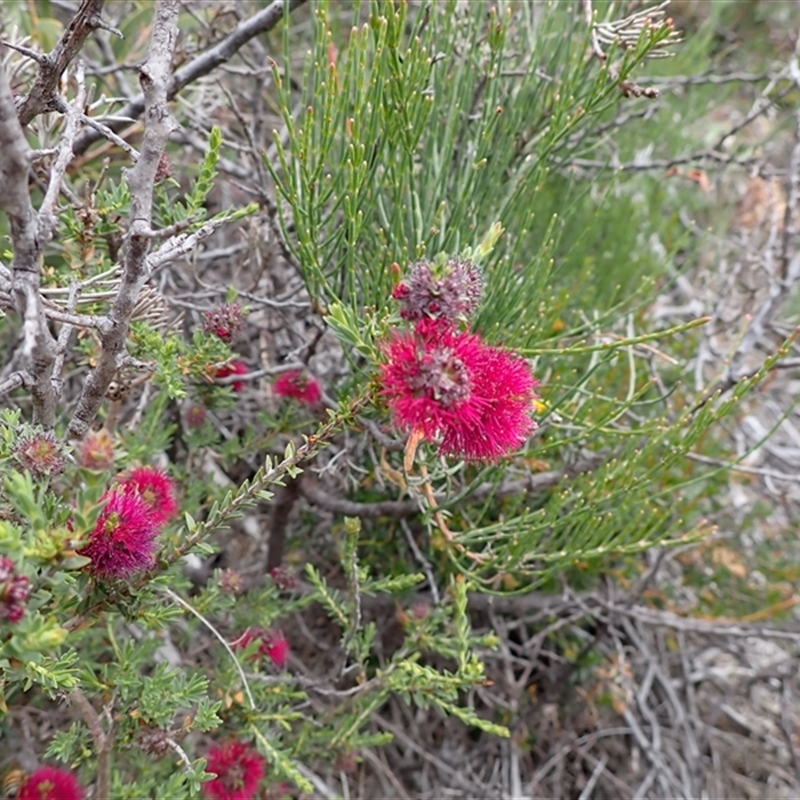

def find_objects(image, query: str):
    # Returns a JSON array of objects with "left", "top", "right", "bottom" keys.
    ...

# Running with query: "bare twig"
[
  {"left": 16, "top": 0, "right": 108, "bottom": 126},
  {"left": 0, "top": 51, "right": 57, "bottom": 426},
  {"left": 67, "top": 688, "right": 112, "bottom": 800},
  {"left": 72, "top": 0, "right": 309, "bottom": 156},
  {"left": 68, "top": 0, "right": 180, "bottom": 440}
]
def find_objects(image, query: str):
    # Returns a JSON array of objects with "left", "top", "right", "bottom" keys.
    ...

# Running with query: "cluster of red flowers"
[
  {"left": 203, "top": 739, "right": 266, "bottom": 800},
  {"left": 381, "top": 259, "right": 538, "bottom": 462},
  {"left": 273, "top": 369, "right": 321, "bottom": 407},
  {"left": 17, "top": 766, "right": 83, "bottom": 800},
  {"left": 234, "top": 627, "right": 290, "bottom": 669},
  {"left": 0, "top": 555, "right": 31, "bottom": 624},
  {"left": 213, "top": 359, "right": 249, "bottom": 393},
  {"left": 79, "top": 466, "right": 178, "bottom": 580}
]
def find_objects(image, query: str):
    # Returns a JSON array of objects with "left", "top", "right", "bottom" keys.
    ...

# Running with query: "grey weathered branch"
[
  {"left": 68, "top": 0, "right": 180, "bottom": 440},
  {"left": 72, "top": 0, "right": 309, "bottom": 156},
  {"left": 16, "top": 0, "right": 107, "bottom": 126},
  {"left": 0, "top": 52, "right": 57, "bottom": 426}
]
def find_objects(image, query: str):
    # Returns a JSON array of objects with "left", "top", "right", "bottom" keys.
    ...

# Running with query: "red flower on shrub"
[
  {"left": 202, "top": 739, "right": 265, "bottom": 800},
  {"left": 18, "top": 766, "right": 83, "bottom": 800},
  {"left": 380, "top": 319, "right": 537, "bottom": 461},
  {"left": 79, "top": 491, "right": 159, "bottom": 579},
  {"left": 117, "top": 466, "right": 178, "bottom": 525},
  {"left": 0, "top": 556, "right": 30, "bottom": 624},
  {"left": 273, "top": 370, "right": 321, "bottom": 407},
  {"left": 234, "top": 627, "right": 289, "bottom": 668},
  {"left": 213, "top": 360, "right": 249, "bottom": 393}
]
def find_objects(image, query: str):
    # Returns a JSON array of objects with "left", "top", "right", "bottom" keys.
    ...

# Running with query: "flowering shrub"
[
  {"left": 79, "top": 490, "right": 161, "bottom": 579},
  {"left": 381, "top": 261, "right": 539, "bottom": 462},
  {"left": 234, "top": 627, "right": 290, "bottom": 669},
  {"left": 273, "top": 370, "right": 322, "bottom": 407},
  {"left": 212, "top": 360, "right": 250, "bottom": 393},
  {"left": 0, "top": 2, "right": 787, "bottom": 799},
  {"left": 17, "top": 767, "right": 83, "bottom": 800},
  {"left": 202, "top": 740, "right": 266, "bottom": 800},
  {"left": 0, "top": 556, "right": 30, "bottom": 623},
  {"left": 117, "top": 466, "right": 179, "bottom": 525}
]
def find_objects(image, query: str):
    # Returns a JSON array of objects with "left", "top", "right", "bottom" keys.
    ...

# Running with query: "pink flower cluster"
[
  {"left": 381, "top": 259, "right": 538, "bottom": 462},
  {"left": 202, "top": 303, "right": 245, "bottom": 344},
  {"left": 234, "top": 627, "right": 290, "bottom": 669},
  {"left": 18, "top": 766, "right": 83, "bottom": 800},
  {"left": 213, "top": 360, "right": 249, "bottom": 393},
  {"left": 203, "top": 739, "right": 265, "bottom": 800},
  {"left": 273, "top": 370, "right": 321, "bottom": 407},
  {"left": 0, "top": 555, "right": 31, "bottom": 624},
  {"left": 79, "top": 467, "right": 178, "bottom": 580}
]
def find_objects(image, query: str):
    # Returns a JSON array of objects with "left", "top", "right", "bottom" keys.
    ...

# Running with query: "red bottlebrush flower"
[
  {"left": 77, "top": 428, "right": 115, "bottom": 471},
  {"left": 380, "top": 320, "right": 538, "bottom": 462},
  {"left": 18, "top": 766, "right": 83, "bottom": 800},
  {"left": 117, "top": 466, "right": 178, "bottom": 526},
  {"left": 202, "top": 739, "right": 266, "bottom": 800},
  {"left": 14, "top": 430, "right": 66, "bottom": 480},
  {"left": 0, "top": 556, "right": 31, "bottom": 624},
  {"left": 79, "top": 491, "right": 159, "bottom": 579},
  {"left": 234, "top": 627, "right": 290, "bottom": 669},
  {"left": 392, "top": 259, "right": 484, "bottom": 324},
  {"left": 273, "top": 370, "right": 321, "bottom": 407},
  {"left": 213, "top": 360, "right": 249, "bottom": 393}
]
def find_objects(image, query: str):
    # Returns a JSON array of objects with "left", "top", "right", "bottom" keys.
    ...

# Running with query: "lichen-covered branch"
[
  {"left": 72, "top": 0, "right": 309, "bottom": 155},
  {"left": 16, "top": 0, "right": 108, "bottom": 126},
  {"left": 68, "top": 0, "right": 180, "bottom": 440},
  {"left": 0, "top": 53, "right": 57, "bottom": 426}
]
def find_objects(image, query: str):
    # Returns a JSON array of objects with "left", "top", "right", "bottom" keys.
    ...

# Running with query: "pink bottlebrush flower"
[
  {"left": 79, "top": 491, "right": 160, "bottom": 579},
  {"left": 202, "top": 303, "right": 245, "bottom": 344},
  {"left": 213, "top": 360, "right": 249, "bottom": 393},
  {"left": 0, "top": 555, "right": 31, "bottom": 624},
  {"left": 272, "top": 370, "right": 321, "bottom": 407},
  {"left": 202, "top": 739, "right": 266, "bottom": 800},
  {"left": 380, "top": 320, "right": 538, "bottom": 462},
  {"left": 18, "top": 766, "right": 83, "bottom": 800},
  {"left": 77, "top": 428, "right": 115, "bottom": 471},
  {"left": 392, "top": 259, "right": 484, "bottom": 324},
  {"left": 14, "top": 430, "right": 66, "bottom": 480},
  {"left": 117, "top": 466, "right": 178, "bottom": 526},
  {"left": 234, "top": 627, "right": 290, "bottom": 669}
]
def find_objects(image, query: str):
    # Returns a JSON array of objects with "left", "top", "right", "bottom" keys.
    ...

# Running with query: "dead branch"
[
  {"left": 72, "top": 0, "right": 309, "bottom": 156},
  {"left": 0, "top": 51, "right": 57, "bottom": 426},
  {"left": 68, "top": 0, "right": 180, "bottom": 440},
  {"left": 16, "top": 0, "right": 109, "bottom": 126}
]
